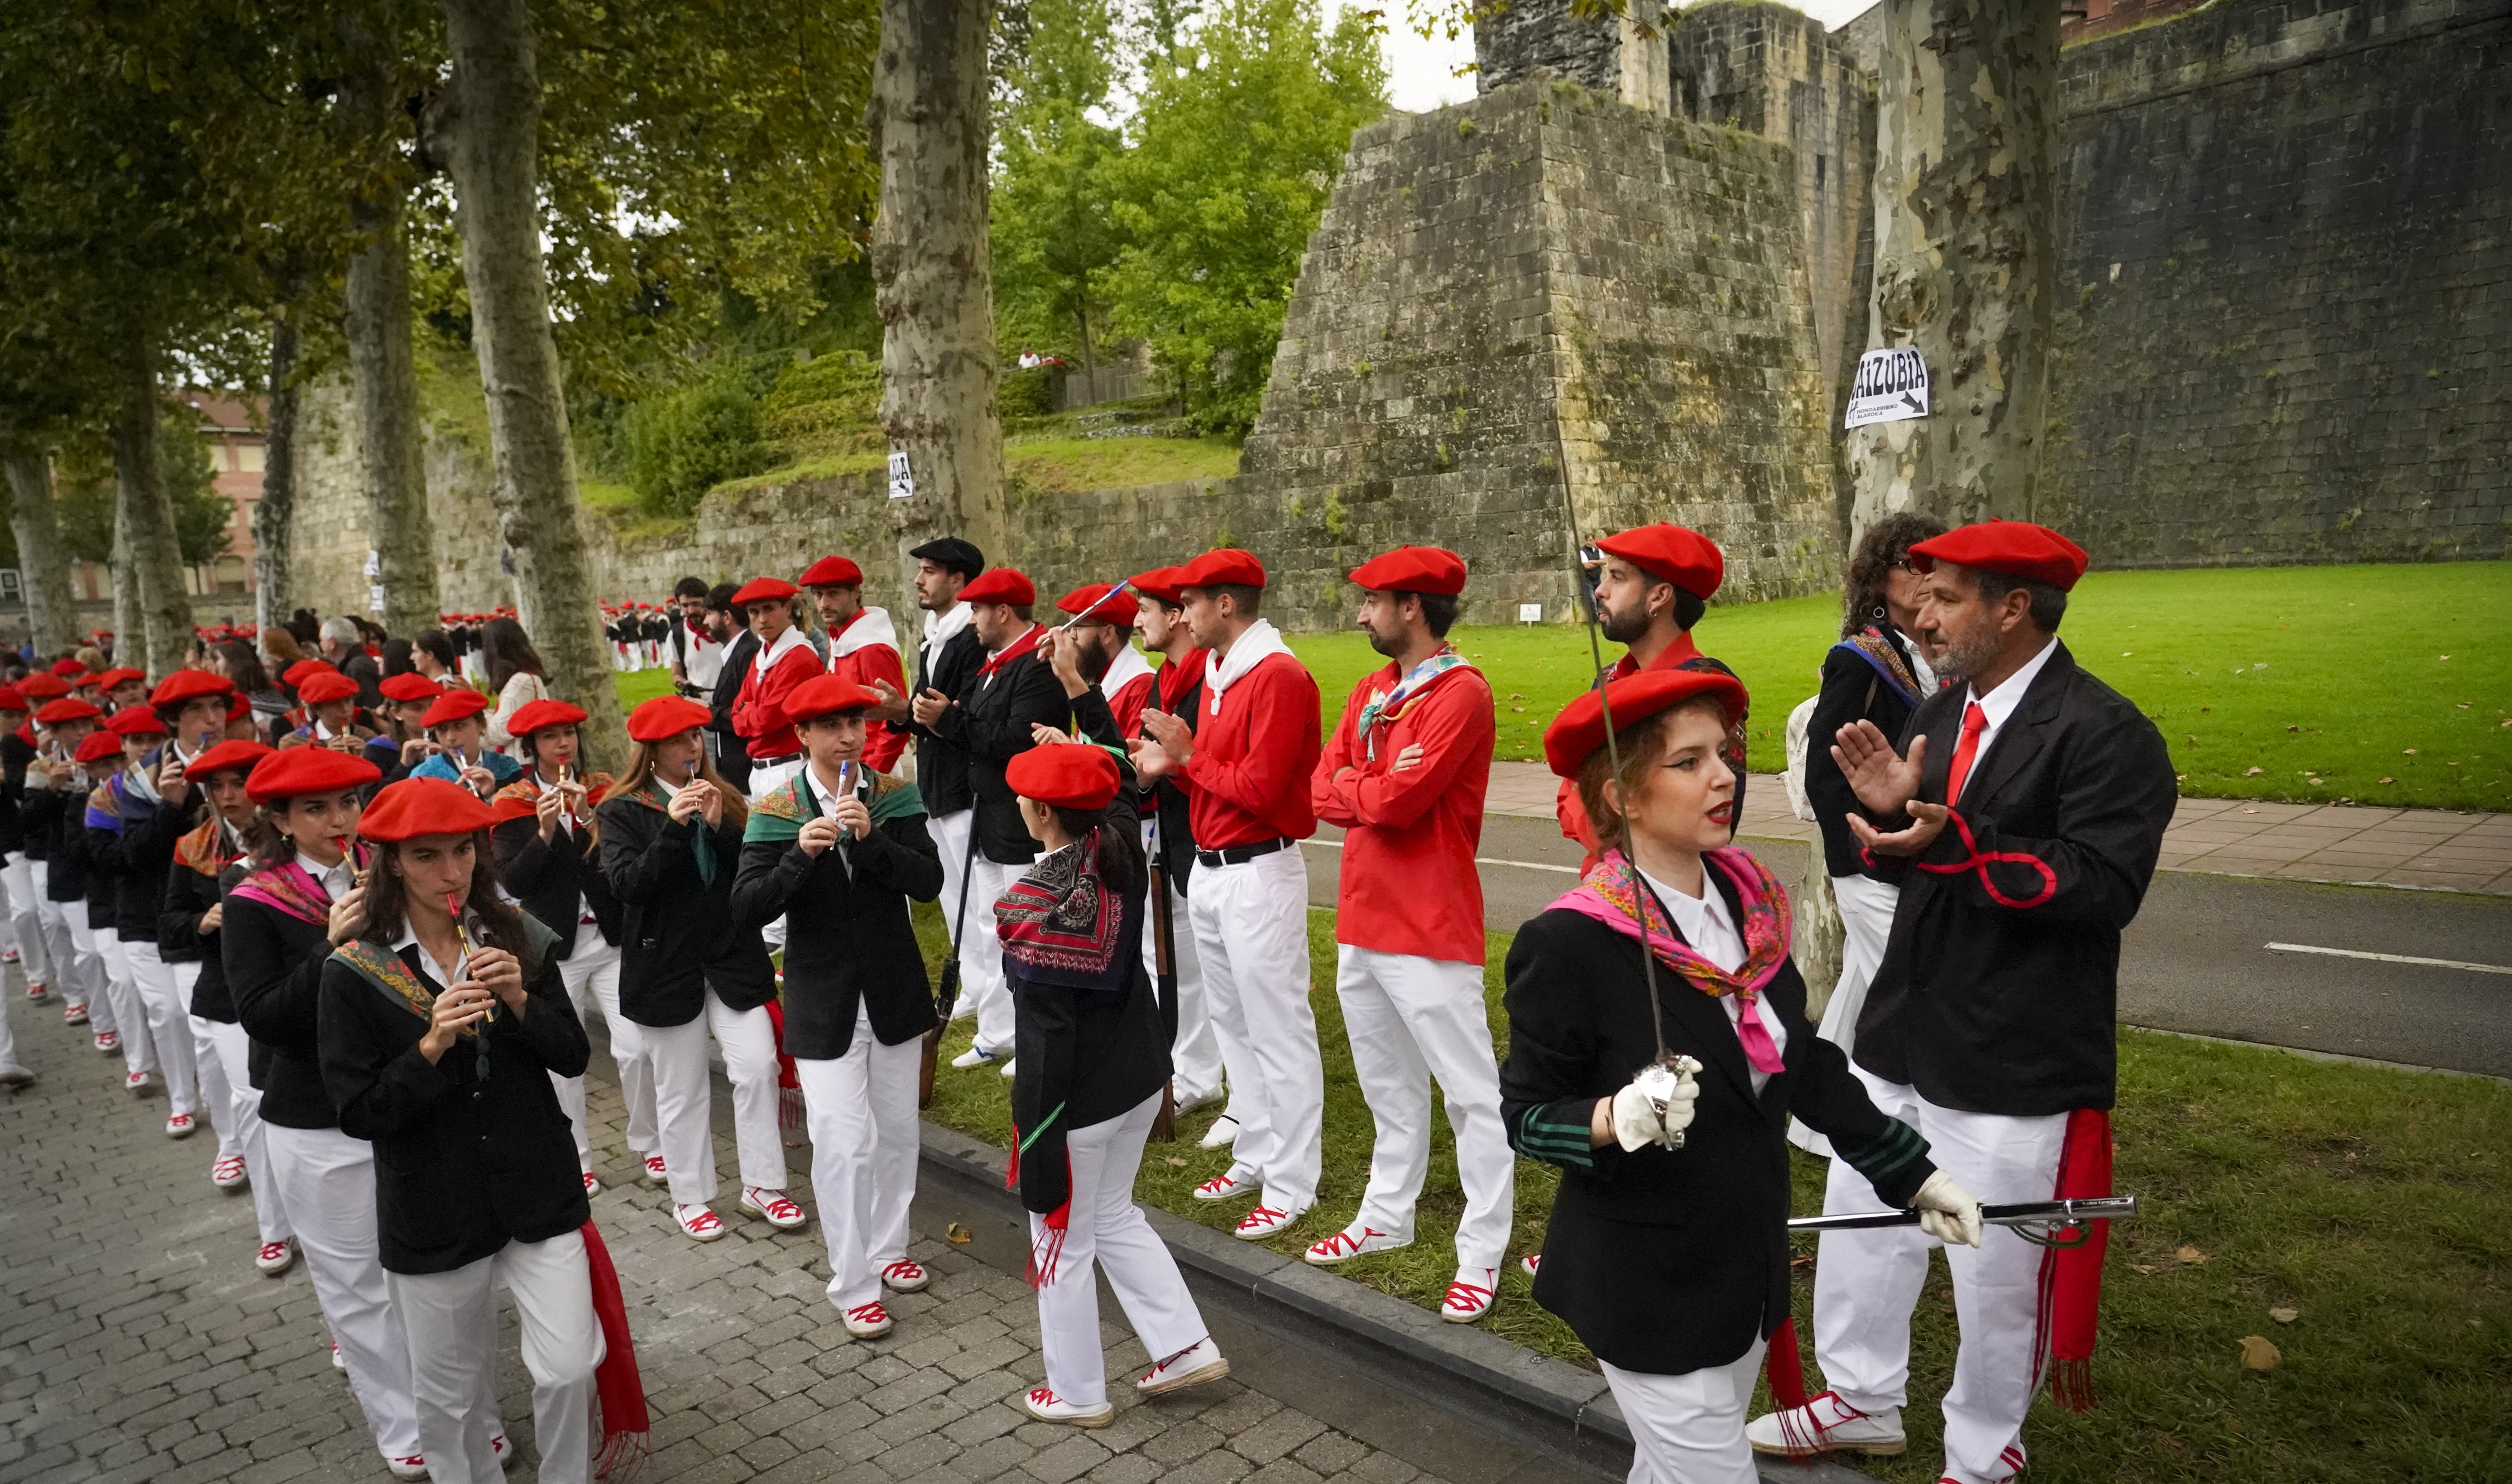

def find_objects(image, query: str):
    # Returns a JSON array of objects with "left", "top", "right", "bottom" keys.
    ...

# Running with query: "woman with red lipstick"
[
  {"left": 226, "top": 747, "right": 474, "bottom": 1480},
  {"left": 1500, "top": 670, "right": 1982, "bottom": 1484}
]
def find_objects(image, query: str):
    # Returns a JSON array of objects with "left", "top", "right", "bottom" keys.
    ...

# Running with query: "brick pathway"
[
  {"left": 1484, "top": 761, "right": 2512, "bottom": 894},
  {"left": 0, "top": 977, "right": 1454, "bottom": 1484}
]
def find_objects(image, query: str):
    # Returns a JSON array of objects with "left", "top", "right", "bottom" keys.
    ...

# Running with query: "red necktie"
[{"left": 1944, "top": 702, "right": 1988, "bottom": 805}]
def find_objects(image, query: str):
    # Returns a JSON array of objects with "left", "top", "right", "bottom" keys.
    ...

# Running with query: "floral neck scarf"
[
  {"left": 995, "top": 835, "right": 1128, "bottom": 993},
  {"left": 1546, "top": 847, "right": 1794, "bottom": 1072},
  {"left": 1354, "top": 646, "right": 1473, "bottom": 760}
]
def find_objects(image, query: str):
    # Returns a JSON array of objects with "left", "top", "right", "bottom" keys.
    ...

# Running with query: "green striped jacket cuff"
[
  {"left": 1512, "top": 1103, "right": 1595, "bottom": 1171},
  {"left": 1835, "top": 1116, "right": 1931, "bottom": 1203}
]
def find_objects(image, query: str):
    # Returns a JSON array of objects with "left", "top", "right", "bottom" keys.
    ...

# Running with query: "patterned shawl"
[
  {"left": 492, "top": 771, "right": 615, "bottom": 829},
  {"left": 742, "top": 767, "right": 922, "bottom": 844},
  {"left": 1833, "top": 626, "right": 1924, "bottom": 707},
  {"left": 994, "top": 835, "right": 1128, "bottom": 992},
  {"left": 1354, "top": 646, "right": 1475, "bottom": 761},
  {"left": 1547, "top": 847, "right": 1794, "bottom": 1071},
  {"left": 231, "top": 848, "right": 365, "bottom": 927},
  {"left": 176, "top": 816, "right": 246, "bottom": 878}
]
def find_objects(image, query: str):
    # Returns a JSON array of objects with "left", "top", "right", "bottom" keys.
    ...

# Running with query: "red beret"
[
  {"left": 419, "top": 689, "right": 492, "bottom": 729},
  {"left": 296, "top": 670, "right": 359, "bottom": 705},
  {"left": 150, "top": 670, "right": 234, "bottom": 709},
  {"left": 779, "top": 674, "right": 883, "bottom": 728},
  {"left": 1129, "top": 567, "right": 1185, "bottom": 607},
  {"left": 959, "top": 568, "right": 1036, "bottom": 607},
  {"left": 1595, "top": 524, "right": 1723, "bottom": 599},
  {"left": 799, "top": 555, "right": 864, "bottom": 588},
  {"left": 1349, "top": 545, "right": 1466, "bottom": 596},
  {"left": 378, "top": 674, "right": 445, "bottom": 703},
  {"left": 75, "top": 731, "right": 124, "bottom": 764},
  {"left": 0, "top": 686, "right": 26, "bottom": 712},
  {"left": 186, "top": 739, "right": 274, "bottom": 779},
  {"left": 1057, "top": 583, "right": 1138, "bottom": 627},
  {"left": 626, "top": 695, "right": 713, "bottom": 742},
  {"left": 1005, "top": 742, "right": 1120, "bottom": 810},
  {"left": 507, "top": 699, "right": 588, "bottom": 737},
  {"left": 731, "top": 577, "right": 798, "bottom": 607},
  {"left": 282, "top": 659, "right": 333, "bottom": 689},
  {"left": 35, "top": 698, "right": 101, "bottom": 726},
  {"left": 50, "top": 659, "right": 87, "bottom": 678},
  {"left": 1908, "top": 520, "right": 2088, "bottom": 592},
  {"left": 1177, "top": 548, "right": 1266, "bottom": 590},
  {"left": 94, "top": 667, "right": 147, "bottom": 690},
  {"left": 1542, "top": 669, "right": 1749, "bottom": 781},
  {"left": 357, "top": 777, "right": 497, "bottom": 842},
  {"left": 107, "top": 707, "right": 167, "bottom": 738},
  {"left": 17, "top": 674, "right": 69, "bottom": 701},
  {"left": 246, "top": 746, "right": 381, "bottom": 804}
]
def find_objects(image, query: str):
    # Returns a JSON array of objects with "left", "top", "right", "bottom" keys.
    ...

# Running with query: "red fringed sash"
[
  {"left": 1762, "top": 1315, "right": 1809, "bottom": 1410},
  {"left": 578, "top": 1222, "right": 650, "bottom": 1481},
  {"left": 761, "top": 991, "right": 806, "bottom": 1132},
  {"left": 2034, "top": 1108, "right": 2114, "bottom": 1412}
]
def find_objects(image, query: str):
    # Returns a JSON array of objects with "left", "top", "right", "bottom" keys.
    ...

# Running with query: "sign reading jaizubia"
[{"left": 1844, "top": 347, "right": 1931, "bottom": 429}]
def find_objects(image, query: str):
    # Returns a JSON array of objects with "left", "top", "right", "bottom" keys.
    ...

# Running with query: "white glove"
[
  {"left": 1612, "top": 1059, "right": 1700, "bottom": 1151},
  {"left": 1912, "top": 1169, "right": 1983, "bottom": 1247}
]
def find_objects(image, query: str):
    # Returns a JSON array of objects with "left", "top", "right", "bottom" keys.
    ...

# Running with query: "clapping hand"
[
  {"left": 1139, "top": 708, "right": 1194, "bottom": 764},
  {"left": 1848, "top": 800, "right": 1950, "bottom": 857},
  {"left": 1831, "top": 721, "right": 1927, "bottom": 817},
  {"left": 1029, "top": 722, "right": 1080, "bottom": 748},
  {"left": 910, "top": 688, "right": 952, "bottom": 728}
]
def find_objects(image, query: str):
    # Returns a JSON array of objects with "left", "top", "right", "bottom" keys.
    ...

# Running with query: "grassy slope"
[
  {"left": 922, "top": 907, "right": 2512, "bottom": 1484},
  {"left": 1282, "top": 563, "right": 2512, "bottom": 813}
]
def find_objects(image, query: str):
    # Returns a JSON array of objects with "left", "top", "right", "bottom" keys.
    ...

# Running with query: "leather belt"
[
  {"left": 1196, "top": 837, "right": 1292, "bottom": 868},
  {"left": 750, "top": 751, "right": 804, "bottom": 766}
]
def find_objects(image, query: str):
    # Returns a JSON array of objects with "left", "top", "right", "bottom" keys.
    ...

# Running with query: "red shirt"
[
  {"left": 1313, "top": 659, "right": 1493, "bottom": 964},
  {"left": 1555, "top": 631, "right": 1749, "bottom": 857},
  {"left": 822, "top": 611, "right": 909, "bottom": 772},
  {"left": 731, "top": 627, "right": 819, "bottom": 760},
  {"left": 1181, "top": 651, "right": 1320, "bottom": 850},
  {"left": 1108, "top": 671, "right": 1156, "bottom": 739}
]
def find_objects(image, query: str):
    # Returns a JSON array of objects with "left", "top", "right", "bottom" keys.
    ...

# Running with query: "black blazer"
[
  {"left": 907, "top": 623, "right": 985, "bottom": 816},
  {"left": 318, "top": 925, "right": 591, "bottom": 1274},
  {"left": 929, "top": 639, "right": 1073, "bottom": 866},
  {"left": 596, "top": 786, "right": 776, "bottom": 1026},
  {"left": 1857, "top": 640, "right": 2177, "bottom": 1116},
  {"left": 25, "top": 787, "right": 83, "bottom": 899},
  {"left": 83, "top": 823, "right": 119, "bottom": 931},
  {"left": 0, "top": 732, "right": 31, "bottom": 858},
  {"left": 1144, "top": 664, "right": 1202, "bottom": 894},
  {"left": 112, "top": 785, "right": 189, "bottom": 942},
  {"left": 162, "top": 851, "right": 229, "bottom": 1014},
  {"left": 226, "top": 876, "right": 349, "bottom": 1130},
  {"left": 708, "top": 629, "right": 758, "bottom": 795},
  {"left": 730, "top": 774, "right": 943, "bottom": 1060},
  {"left": 1499, "top": 874, "right": 1936, "bottom": 1377},
  {"left": 489, "top": 784, "right": 622, "bottom": 958},
  {"left": 1805, "top": 633, "right": 1929, "bottom": 878}
]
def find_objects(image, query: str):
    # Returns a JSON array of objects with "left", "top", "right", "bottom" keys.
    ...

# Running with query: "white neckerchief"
[
  {"left": 921, "top": 601, "right": 973, "bottom": 670},
  {"left": 825, "top": 606, "right": 899, "bottom": 663},
  {"left": 1205, "top": 619, "right": 1294, "bottom": 710},
  {"left": 1963, "top": 635, "right": 2059, "bottom": 763},
  {"left": 749, "top": 624, "right": 811, "bottom": 684},
  {"left": 1637, "top": 863, "right": 1786, "bottom": 1092},
  {"left": 1097, "top": 644, "right": 1154, "bottom": 701}
]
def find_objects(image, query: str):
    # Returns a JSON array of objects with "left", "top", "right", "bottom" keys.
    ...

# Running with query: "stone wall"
[
  {"left": 286, "top": 371, "right": 514, "bottom": 622},
  {"left": 2040, "top": 0, "right": 2510, "bottom": 564}
]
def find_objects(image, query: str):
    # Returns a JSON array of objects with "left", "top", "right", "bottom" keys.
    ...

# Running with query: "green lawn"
[
  {"left": 1279, "top": 563, "right": 2512, "bottom": 813},
  {"left": 613, "top": 561, "right": 2510, "bottom": 812},
  {"left": 922, "top": 907, "right": 2512, "bottom": 1484}
]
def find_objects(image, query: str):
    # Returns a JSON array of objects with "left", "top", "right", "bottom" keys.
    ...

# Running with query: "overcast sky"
[{"left": 1332, "top": 0, "right": 1877, "bottom": 113}]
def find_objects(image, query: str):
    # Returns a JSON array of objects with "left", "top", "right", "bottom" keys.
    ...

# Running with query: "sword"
[{"left": 1790, "top": 1195, "right": 2139, "bottom": 1248}]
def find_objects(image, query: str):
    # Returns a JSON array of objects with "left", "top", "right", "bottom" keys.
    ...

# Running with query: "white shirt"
[
  {"left": 1638, "top": 864, "right": 1789, "bottom": 1093},
  {"left": 803, "top": 759, "right": 861, "bottom": 876},
  {"left": 920, "top": 601, "right": 973, "bottom": 677},
  {"left": 680, "top": 618, "right": 725, "bottom": 690},
  {"left": 391, "top": 922, "right": 465, "bottom": 993},
  {"left": 311, "top": 853, "right": 358, "bottom": 905},
  {"left": 1962, "top": 635, "right": 2060, "bottom": 777}
]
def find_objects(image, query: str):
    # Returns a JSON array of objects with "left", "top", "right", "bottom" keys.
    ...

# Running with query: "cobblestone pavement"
[{"left": 0, "top": 972, "right": 1577, "bottom": 1484}]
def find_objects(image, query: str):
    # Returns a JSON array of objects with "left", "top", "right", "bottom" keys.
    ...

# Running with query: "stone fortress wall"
[{"left": 307, "top": 0, "right": 2507, "bottom": 639}]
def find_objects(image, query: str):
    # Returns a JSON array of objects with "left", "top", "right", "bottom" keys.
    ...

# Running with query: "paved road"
[
  {"left": 1302, "top": 817, "right": 2512, "bottom": 1079},
  {"left": 0, "top": 961, "right": 1591, "bottom": 1484}
]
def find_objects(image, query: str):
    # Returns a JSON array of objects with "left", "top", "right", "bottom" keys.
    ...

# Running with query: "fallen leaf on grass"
[
  {"left": 2269, "top": 1307, "right": 2299, "bottom": 1324},
  {"left": 2404, "top": 748, "right": 2419, "bottom": 756},
  {"left": 2244, "top": 766, "right": 2264, "bottom": 776},
  {"left": 2380, "top": 776, "right": 2396, "bottom": 784},
  {"left": 2128, "top": 1262, "right": 2160, "bottom": 1274},
  {"left": 2177, "top": 1244, "right": 2210, "bottom": 1265},
  {"left": 2122, "top": 651, "right": 2134, "bottom": 658},
  {"left": 2240, "top": 1335, "right": 2281, "bottom": 1370},
  {"left": 945, "top": 1222, "right": 972, "bottom": 1245},
  {"left": 1164, "top": 1156, "right": 1187, "bottom": 1166}
]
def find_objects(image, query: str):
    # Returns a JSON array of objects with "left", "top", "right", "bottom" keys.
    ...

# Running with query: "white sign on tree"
[
  {"left": 887, "top": 450, "right": 915, "bottom": 501},
  {"left": 1844, "top": 347, "right": 1931, "bottom": 429}
]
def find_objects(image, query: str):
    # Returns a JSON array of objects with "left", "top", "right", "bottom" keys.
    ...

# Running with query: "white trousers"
[
  {"left": 1600, "top": 1339, "right": 1769, "bottom": 1484},
  {"left": 1814, "top": 1066, "right": 2067, "bottom": 1484},
  {"left": 795, "top": 1006, "right": 921, "bottom": 1312},
  {"left": 7, "top": 858, "right": 49, "bottom": 986},
  {"left": 0, "top": 856, "right": 22, "bottom": 967},
  {"left": 0, "top": 944, "right": 18, "bottom": 1073},
  {"left": 1032, "top": 1092, "right": 1210, "bottom": 1408},
  {"left": 746, "top": 760, "right": 807, "bottom": 949},
  {"left": 1790, "top": 873, "right": 1900, "bottom": 1158},
  {"left": 93, "top": 926, "right": 152, "bottom": 1075},
  {"left": 390, "top": 1230, "right": 599, "bottom": 1484},
  {"left": 123, "top": 939, "right": 198, "bottom": 1117},
  {"left": 262, "top": 1123, "right": 421, "bottom": 1459},
  {"left": 956, "top": 856, "right": 1023, "bottom": 1057},
  {"left": 1187, "top": 849, "right": 1321, "bottom": 1213},
  {"left": 170, "top": 962, "right": 236, "bottom": 1155},
  {"left": 195, "top": 1012, "right": 292, "bottom": 1244},
  {"left": 1141, "top": 872, "right": 1225, "bottom": 1107},
  {"left": 644, "top": 987, "right": 788, "bottom": 1204},
  {"left": 1332, "top": 946, "right": 1514, "bottom": 1270},
  {"left": 37, "top": 886, "right": 92, "bottom": 1015},
  {"left": 546, "top": 936, "right": 654, "bottom": 1170}
]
